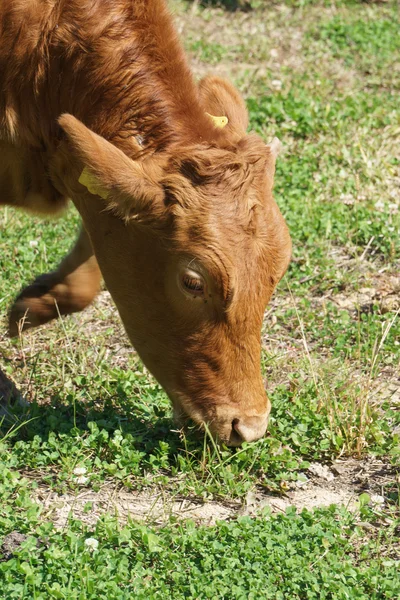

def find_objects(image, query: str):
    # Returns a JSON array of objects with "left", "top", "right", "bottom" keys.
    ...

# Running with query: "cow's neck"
[
  {"left": 96, "top": 0, "right": 222, "bottom": 156},
  {"left": 0, "top": 0, "right": 221, "bottom": 157}
]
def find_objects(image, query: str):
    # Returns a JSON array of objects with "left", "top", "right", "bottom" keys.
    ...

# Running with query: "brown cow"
[{"left": 0, "top": 0, "right": 291, "bottom": 446}]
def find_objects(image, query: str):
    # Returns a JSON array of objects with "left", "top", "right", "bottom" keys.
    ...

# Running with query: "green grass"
[
  {"left": 311, "top": 15, "right": 400, "bottom": 83},
  {"left": 189, "top": 39, "right": 228, "bottom": 64},
  {"left": 1, "top": 1, "right": 399, "bottom": 597},
  {"left": 1, "top": 467, "right": 399, "bottom": 599},
  {"left": 0, "top": 207, "right": 80, "bottom": 310}
]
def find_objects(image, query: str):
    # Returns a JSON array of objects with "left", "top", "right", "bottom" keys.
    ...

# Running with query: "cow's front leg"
[{"left": 8, "top": 226, "right": 102, "bottom": 336}]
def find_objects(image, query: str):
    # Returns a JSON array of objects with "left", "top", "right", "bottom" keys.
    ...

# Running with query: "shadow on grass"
[{"left": 0, "top": 367, "right": 200, "bottom": 460}]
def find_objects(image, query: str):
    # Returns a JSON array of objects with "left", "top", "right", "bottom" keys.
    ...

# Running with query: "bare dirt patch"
[
  {"left": 328, "top": 273, "right": 400, "bottom": 315},
  {"left": 0, "top": 531, "right": 29, "bottom": 562},
  {"left": 30, "top": 457, "right": 396, "bottom": 528}
]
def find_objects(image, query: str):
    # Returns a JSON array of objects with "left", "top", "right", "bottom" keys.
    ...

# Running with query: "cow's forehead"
[
  {"left": 170, "top": 187, "right": 271, "bottom": 287},
  {"left": 172, "top": 174, "right": 270, "bottom": 241}
]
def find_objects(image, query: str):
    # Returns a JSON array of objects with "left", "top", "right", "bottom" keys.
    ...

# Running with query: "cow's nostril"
[
  {"left": 231, "top": 418, "right": 243, "bottom": 445},
  {"left": 232, "top": 418, "right": 241, "bottom": 433}
]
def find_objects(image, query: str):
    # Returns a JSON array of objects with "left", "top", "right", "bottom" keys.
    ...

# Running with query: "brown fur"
[{"left": 0, "top": 0, "right": 292, "bottom": 445}]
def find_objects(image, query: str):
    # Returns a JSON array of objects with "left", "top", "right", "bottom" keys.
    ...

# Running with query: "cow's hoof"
[{"left": 8, "top": 275, "right": 60, "bottom": 337}]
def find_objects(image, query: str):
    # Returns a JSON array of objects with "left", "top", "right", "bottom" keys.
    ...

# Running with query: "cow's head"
[{"left": 59, "top": 77, "right": 291, "bottom": 446}]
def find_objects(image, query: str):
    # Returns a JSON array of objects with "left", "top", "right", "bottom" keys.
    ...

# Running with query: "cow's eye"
[{"left": 180, "top": 270, "right": 205, "bottom": 297}]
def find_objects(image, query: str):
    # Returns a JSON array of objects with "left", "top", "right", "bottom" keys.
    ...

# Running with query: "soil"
[
  {"left": 0, "top": 531, "right": 28, "bottom": 561},
  {"left": 28, "top": 456, "right": 396, "bottom": 528}
]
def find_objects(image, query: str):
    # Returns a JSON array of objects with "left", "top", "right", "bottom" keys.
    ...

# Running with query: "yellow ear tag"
[
  {"left": 206, "top": 113, "right": 228, "bottom": 129},
  {"left": 79, "top": 167, "right": 109, "bottom": 200}
]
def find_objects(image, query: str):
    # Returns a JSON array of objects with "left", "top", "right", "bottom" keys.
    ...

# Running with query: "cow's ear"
[
  {"left": 58, "top": 114, "right": 165, "bottom": 221},
  {"left": 198, "top": 76, "right": 248, "bottom": 138},
  {"left": 264, "top": 136, "right": 281, "bottom": 180},
  {"left": 266, "top": 137, "right": 281, "bottom": 160},
  {"left": 265, "top": 137, "right": 282, "bottom": 188}
]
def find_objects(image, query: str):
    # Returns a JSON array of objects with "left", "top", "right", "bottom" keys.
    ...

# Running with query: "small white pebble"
[
  {"left": 73, "top": 467, "right": 87, "bottom": 476},
  {"left": 84, "top": 538, "right": 99, "bottom": 551}
]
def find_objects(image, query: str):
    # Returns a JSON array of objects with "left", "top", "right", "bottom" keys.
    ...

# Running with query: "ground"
[{"left": 0, "top": 1, "right": 399, "bottom": 598}]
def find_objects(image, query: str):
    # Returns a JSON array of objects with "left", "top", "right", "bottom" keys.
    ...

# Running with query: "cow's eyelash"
[{"left": 183, "top": 276, "right": 203, "bottom": 291}]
